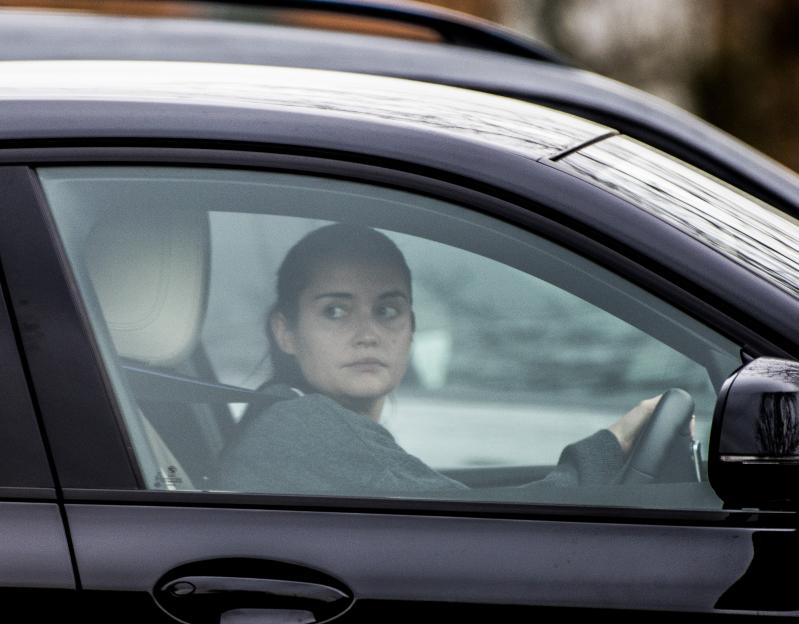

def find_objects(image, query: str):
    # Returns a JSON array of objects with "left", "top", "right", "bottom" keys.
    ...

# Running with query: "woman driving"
[{"left": 212, "top": 223, "right": 660, "bottom": 495}]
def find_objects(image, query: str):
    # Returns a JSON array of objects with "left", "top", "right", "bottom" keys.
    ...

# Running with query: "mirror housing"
[{"left": 709, "top": 357, "right": 799, "bottom": 509}]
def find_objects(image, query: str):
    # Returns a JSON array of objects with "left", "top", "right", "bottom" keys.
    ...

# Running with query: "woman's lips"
[{"left": 344, "top": 358, "right": 387, "bottom": 368}]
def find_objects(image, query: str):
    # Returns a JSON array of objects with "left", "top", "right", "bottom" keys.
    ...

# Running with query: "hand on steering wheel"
[{"left": 613, "top": 388, "right": 695, "bottom": 485}]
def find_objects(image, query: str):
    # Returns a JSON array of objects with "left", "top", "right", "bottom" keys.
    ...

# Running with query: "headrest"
[{"left": 85, "top": 207, "right": 209, "bottom": 368}]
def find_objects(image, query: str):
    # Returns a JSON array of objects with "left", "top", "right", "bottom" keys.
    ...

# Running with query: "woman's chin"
[
  {"left": 335, "top": 381, "right": 393, "bottom": 404},
  {"left": 339, "top": 373, "right": 395, "bottom": 396}
]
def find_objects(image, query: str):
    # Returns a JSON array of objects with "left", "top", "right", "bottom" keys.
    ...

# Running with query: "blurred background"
[
  {"left": 426, "top": 0, "right": 799, "bottom": 173},
  {"left": 1, "top": 0, "right": 795, "bottom": 172}
]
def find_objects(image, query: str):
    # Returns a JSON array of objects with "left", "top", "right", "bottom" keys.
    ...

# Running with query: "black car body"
[
  {"left": 2, "top": 1, "right": 797, "bottom": 213},
  {"left": 1, "top": 3, "right": 799, "bottom": 623}
]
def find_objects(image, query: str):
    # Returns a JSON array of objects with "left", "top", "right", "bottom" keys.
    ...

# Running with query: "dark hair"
[{"left": 268, "top": 223, "right": 412, "bottom": 389}]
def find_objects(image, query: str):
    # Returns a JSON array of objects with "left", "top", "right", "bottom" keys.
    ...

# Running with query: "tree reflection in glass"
[{"left": 757, "top": 392, "right": 799, "bottom": 456}]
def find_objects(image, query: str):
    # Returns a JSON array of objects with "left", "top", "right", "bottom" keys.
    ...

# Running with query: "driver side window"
[
  {"left": 39, "top": 166, "right": 741, "bottom": 509},
  {"left": 386, "top": 234, "right": 727, "bottom": 474}
]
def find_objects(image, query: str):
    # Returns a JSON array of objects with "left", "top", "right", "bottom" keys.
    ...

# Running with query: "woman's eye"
[
  {"left": 376, "top": 305, "right": 400, "bottom": 320},
  {"left": 323, "top": 305, "right": 348, "bottom": 319}
]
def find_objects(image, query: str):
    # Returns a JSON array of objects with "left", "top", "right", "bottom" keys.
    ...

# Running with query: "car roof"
[
  {"left": 2, "top": 6, "right": 798, "bottom": 214},
  {"left": 0, "top": 59, "right": 612, "bottom": 161},
  {"left": 4, "top": 57, "right": 798, "bottom": 354}
]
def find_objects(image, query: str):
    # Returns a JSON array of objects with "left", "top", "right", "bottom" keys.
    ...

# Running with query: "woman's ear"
[{"left": 270, "top": 312, "right": 297, "bottom": 355}]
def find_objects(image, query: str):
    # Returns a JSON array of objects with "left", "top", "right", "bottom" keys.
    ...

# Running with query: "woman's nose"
[{"left": 352, "top": 312, "right": 380, "bottom": 346}]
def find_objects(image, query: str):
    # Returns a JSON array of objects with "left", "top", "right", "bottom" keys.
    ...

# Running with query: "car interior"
[{"left": 39, "top": 166, "right": 743, "bottom": 509}]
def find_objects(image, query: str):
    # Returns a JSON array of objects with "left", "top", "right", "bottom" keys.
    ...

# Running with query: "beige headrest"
[{"left": 85, "top": 208, "right": 208, "bottom": 368}]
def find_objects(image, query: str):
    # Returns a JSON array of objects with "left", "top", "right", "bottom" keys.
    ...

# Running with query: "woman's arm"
[{"left": 530, "top": 395, "right": 663, "bottom": 488}]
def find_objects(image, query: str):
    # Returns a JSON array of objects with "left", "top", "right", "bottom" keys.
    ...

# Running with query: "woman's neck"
[{"left": 337, "top": 395, "right": 385, "bottom": 422}]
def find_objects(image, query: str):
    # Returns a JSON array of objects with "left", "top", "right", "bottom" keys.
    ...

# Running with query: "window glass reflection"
[{"left": 39, "top": 166, "right": 740, "bottom": 509}]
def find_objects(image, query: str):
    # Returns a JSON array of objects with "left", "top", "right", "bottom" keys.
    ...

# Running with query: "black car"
[{"left": 1, "top": 2, "right": 799, "bottom": 622}]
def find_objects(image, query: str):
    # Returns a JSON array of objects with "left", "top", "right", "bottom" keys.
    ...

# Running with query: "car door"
[{"left": 0, "top": 149, "right": 796, "bottom": 623}]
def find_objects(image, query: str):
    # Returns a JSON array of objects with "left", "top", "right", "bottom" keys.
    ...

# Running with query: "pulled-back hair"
[{"left": 268, "top": 223, "right": 412, "bottom": 389}]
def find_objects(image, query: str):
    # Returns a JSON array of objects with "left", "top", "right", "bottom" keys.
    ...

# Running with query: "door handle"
[
  {"left": 154, "top": 559, "right": 353, "bottom": 624},
  {"left": 162, "top": 576, "right": 348, "bottom": 603}
]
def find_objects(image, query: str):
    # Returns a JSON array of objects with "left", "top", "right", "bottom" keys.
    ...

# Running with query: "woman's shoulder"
[
  {"left": 245, "top": 386, "right": 387, "bottom": 440},
  {"left": 237, "top": 383, "right": 328, "bottom": 422}
]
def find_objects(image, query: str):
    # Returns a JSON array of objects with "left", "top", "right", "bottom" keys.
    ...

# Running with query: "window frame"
[
  {"left": 0, "top": 204, "right": 55, "bottom": 496},
  {"left": 0, "top": 147, "right": 793, "bottom": 525}
]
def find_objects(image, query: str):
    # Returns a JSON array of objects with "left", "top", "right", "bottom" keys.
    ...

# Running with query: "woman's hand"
[{"left": 608, "top": 394, "right": 663, "bottom": 454}]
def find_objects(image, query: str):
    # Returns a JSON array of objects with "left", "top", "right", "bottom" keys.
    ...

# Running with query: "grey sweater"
[{"left": 212, "top": 388, "right": 625, "bottom": 496}]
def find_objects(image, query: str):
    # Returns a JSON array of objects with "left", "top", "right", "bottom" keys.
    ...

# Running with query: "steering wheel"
[{"left": 617, "top": 388, "right": 695, "bottom": 484}]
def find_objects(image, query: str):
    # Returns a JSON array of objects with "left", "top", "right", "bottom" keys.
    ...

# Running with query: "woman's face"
[{"left": 272, "top": 258, "right": 413, "bottom": 418}]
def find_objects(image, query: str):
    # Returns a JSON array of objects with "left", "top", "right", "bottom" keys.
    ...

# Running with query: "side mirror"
[{"left": 709, "top": 357, "right": 799, "bottom": 509}]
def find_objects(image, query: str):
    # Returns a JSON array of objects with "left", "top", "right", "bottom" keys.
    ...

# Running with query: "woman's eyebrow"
[
  {"left": 379, "top": 290, "right": 409, "bottom": 301},
  {"left": 312, "top": 290, "right": 409, "bottom": 301},
  {"left": 313, "top": 292, "right": 353, "bottom": 300}
]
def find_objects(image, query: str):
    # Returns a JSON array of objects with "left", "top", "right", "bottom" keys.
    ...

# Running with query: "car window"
[{"left": 38, "top": 166, "right": 741, "bottom": 509}]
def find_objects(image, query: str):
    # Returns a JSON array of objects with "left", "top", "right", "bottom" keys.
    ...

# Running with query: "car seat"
[{"left": 84, "top": 205, "right": 212, "bottom": 491}]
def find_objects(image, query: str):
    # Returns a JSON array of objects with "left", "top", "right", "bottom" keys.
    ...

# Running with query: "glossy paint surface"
[
  {"left": 560, "top": 136, "right": 799, "bottom": 300},
  {"left": 67, "top": 504, "right": 758, "bottom": 613},
  {"left": 2, "top": 7, "right": 797, "bottom": 214},
  {"left": 0, "top": 502, "right": 74, "bottom": 589},
  {"left": 0, "top": 60, "right": 610, "bottom": 161}
]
